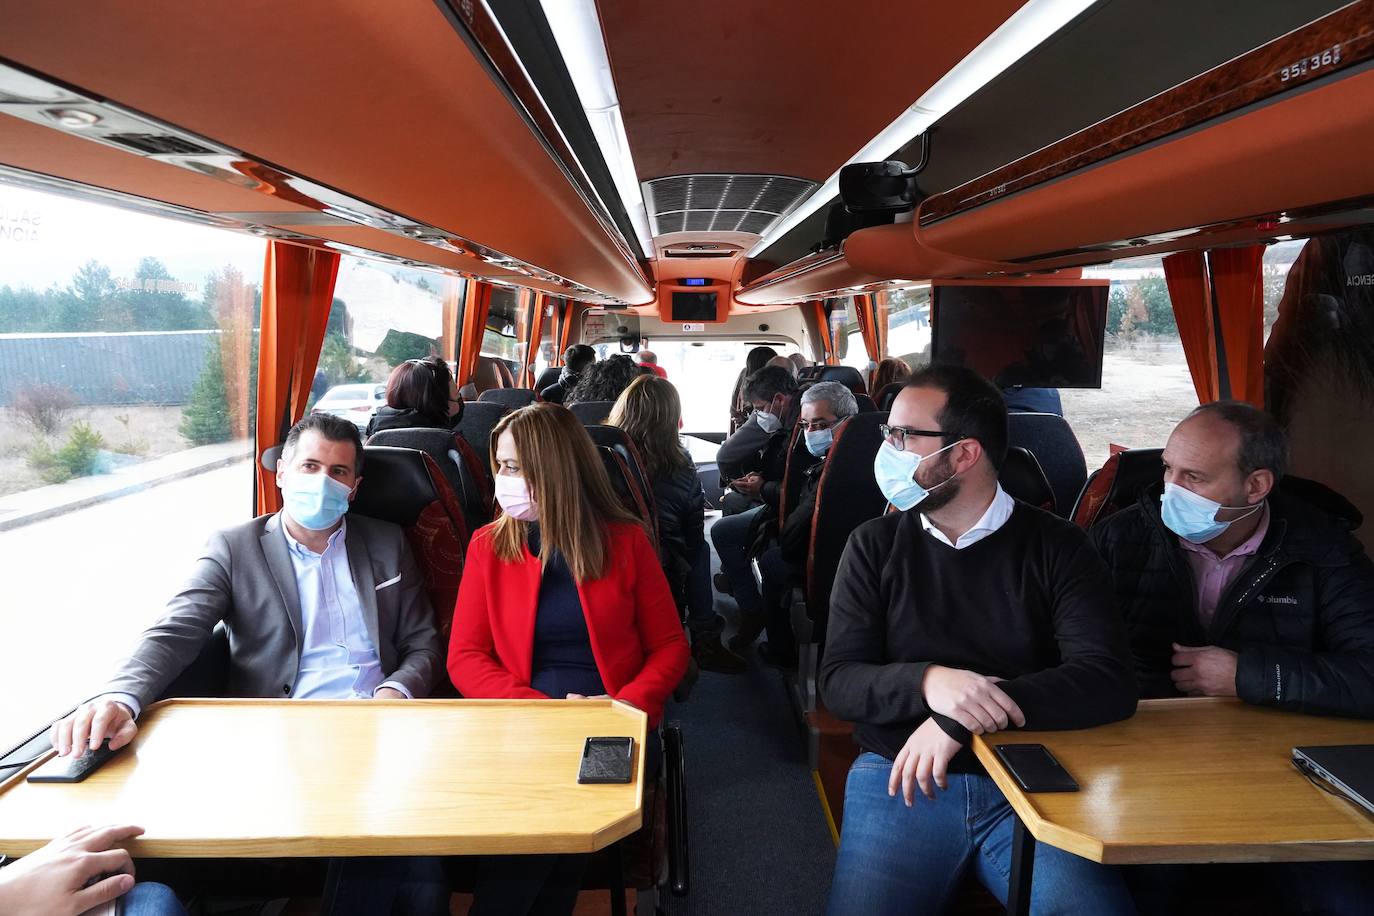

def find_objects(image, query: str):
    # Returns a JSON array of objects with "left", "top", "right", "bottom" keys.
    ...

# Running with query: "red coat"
[{"left": 448, "top": 521, "right": 689, "bottom": 725}]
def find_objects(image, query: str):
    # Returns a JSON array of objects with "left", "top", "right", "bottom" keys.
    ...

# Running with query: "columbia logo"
[{"left": 1260, "top": 595, "right": 1299, "bottom": 605}]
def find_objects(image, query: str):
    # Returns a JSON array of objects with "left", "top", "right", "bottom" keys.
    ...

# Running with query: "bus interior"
[{"left": 1, "top": 1, "right": 1373, "bottom": 913}]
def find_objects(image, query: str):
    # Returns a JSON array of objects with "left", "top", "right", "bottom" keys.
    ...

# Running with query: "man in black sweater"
[{"left": 820, "top": 366, "right": 1137, "bottom": 916}]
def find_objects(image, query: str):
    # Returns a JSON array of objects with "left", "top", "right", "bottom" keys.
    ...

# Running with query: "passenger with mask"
[
  {"left": 733, "top": 381, "right": 857, "bottom": 667},
  {"left": 1091, "top": 401, "right": 1374, "bottom": 915},
  {"left": 821, "top": 366, "right": 1137, "bottom": 916},
  {"left": 48, "top": 413, "right": 448, "bottom": 915},
  {"left": 711, "top": 366, "right": 805, "bottom": 616},
  {"left": 448, "top": 403, "right": 689, "bottom": 916},
  {"left": 539, "top": 343, "right": 596, "bottom": 405}
]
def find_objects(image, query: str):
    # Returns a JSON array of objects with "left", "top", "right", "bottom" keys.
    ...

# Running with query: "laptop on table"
[{"left": 1292, "top": 745, "right": 1374, "bottom": 816}]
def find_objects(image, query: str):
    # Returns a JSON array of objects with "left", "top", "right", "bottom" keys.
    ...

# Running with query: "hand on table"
[
  {"left": 921, "top": 665, "right": 1025, "bottom": 735},
  {"left": 889, "top": 719, "right": 963, "bottom": 806},
  {"left": 1171, "top": 644, "right": 1238, "bottom": 697},
  {"left": 49, "top": 698, "right": 137, "bottom": 758},
  {"left": 0, "top": 825, "right": 141, "bottom": 916},
  {"left": 372, "top": 687, "right": 408, "bottom": 700}
]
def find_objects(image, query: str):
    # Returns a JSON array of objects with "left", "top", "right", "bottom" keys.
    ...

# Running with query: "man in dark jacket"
[
  {"left": 1091, "top": 401, "right": 1374, "bottom": 717},
  {"left": 1091, "top": 399, "right": 1374, "bottom": 915},
  {"left": 538, "top": 343, "right": 596, "bottom": 405},
  {"left": 733, "top": 381, "right": 857, "bottom": 665}
]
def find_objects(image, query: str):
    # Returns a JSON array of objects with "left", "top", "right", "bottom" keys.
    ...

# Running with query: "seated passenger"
[
  {"left": 820, "top": 366, "right": 1137, "bottom": 915},
  {"left": 869, "top": 356, "right": 911, "bottom": 397},
  {"left": 607, "top": 375, "right": 745, "bottom": 673},
  {"left": 1000, "top": 385, "right": 1063, "bottom": 416},
  {"left": 0, "top": 825, "right": 187, "bottom": 916},
  {"left": 734, "top": 381, "right": 857, "bottom": 666},
  {"left": 788, "top": 352, "right": 811, "bottom": 376},
  {"left": 636, "top": 349, "right": 668, "bottom": 378},
  {"left": 49, "top": 413, "right": 447, "bottom": 916},
  {"left": 765, "top": 354, "right": 798, "bottom": 378},
  {"left": 366, "top": 355, "right": 463, "bottom": 438},
  {"left": 729, "top": 345, "right": 778, "bottom": 431},
  {"left": 1090, "top": 402, "right": 1374, "bottom": 916},
  {"left": 566, "top": 353, "right": 639, "bottom": 408},
  {"left": 448, "top": 403, "right": 689, "bottom": 915},
  {"left": 539, "top": 343, "right": 596, "bottom": 405},
  {"left": 711, "top": 365, "right": 807, "bottom": 619}
]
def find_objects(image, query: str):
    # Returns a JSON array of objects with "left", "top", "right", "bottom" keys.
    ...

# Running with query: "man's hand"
[
  {"left": 372, "top": 687, "right": 407, "bottom": 700},
  {"left": 888, "top": 719, "right": 964, "bottom": 806},
  {"left": 731, "top": 473, "right": 763, "bottom": 499},
  {"left": 921, "top": 665, "right": 1026, "bottom": 735},
  {"left": 1171, "top": 644, "right": 1239, "bottom": 697},
  {"left": 49, "top": 698, "right": 137, "bottom": 758},
  {"left": 0, "top": 825, "right": 140, "bottom": 916}
]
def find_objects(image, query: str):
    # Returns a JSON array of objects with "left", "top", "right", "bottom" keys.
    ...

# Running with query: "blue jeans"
[
  {"left": 828, "top": 753, "right": 1136, "bottom": 916},
  {"left": 122, "top": 883, "right": 188, "bottom": 916},
  {"left": 320, "top": 856, "right": 450, "bottom": 915},
  {"left": 710, "top": 505, "right": 764, "bottom": 614},
  {"left": 685, "top": 539, "right": 716, "bottom": 629}
]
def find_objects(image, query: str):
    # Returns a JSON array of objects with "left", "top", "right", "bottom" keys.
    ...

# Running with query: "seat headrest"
[
  {"left": 1000, "top": 447, "right": 1056, "bottom": 513},
  {"left": 817, "top": 365, "right": 867, "bottom": 393},
  {"left": 569, "top": 400, "right": 617, "bottom": 425},
  {"left": 478, "top": 388, "right": 537, "bottom": 409},
  {"left": 351, "top": 446, "right": 440, "bottom": 527}
]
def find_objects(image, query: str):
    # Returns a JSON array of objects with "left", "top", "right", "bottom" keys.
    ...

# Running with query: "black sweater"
[{"left": 820, "top": 501, "right": 1137, "bottom": 768}]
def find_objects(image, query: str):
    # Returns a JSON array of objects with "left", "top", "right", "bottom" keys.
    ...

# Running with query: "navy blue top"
[
  {"left": 527, "top": 526, "right": 605, "bottom": 699},
  {"left": 1001, "top": 386, "right": 1063, "bottom": 417}
]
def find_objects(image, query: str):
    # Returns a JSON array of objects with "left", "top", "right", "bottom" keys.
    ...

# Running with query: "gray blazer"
[{"left": 103, "top": 512, "right": 442, "bottom": 708}]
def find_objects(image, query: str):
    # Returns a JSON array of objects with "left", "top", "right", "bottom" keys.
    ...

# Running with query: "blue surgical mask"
[
  {"left": 282, "top": 472, "right": 353, "bottom": 530},
  {"left": 873, "top": 439, "right": 960, "bottom": 511},
  {"left": 1160, "top": 482, "right": 1261, "bottom": 544},
  {"left": 755, "top": 408, "right": 783, "bottom": 435},
  {"left": 804, "top": 427, "right": 834, "bottom": 457}
]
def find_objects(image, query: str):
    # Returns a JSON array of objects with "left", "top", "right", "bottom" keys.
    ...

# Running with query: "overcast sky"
[{"left": 0, "top": 184, "right": 266, "bottom": 296}]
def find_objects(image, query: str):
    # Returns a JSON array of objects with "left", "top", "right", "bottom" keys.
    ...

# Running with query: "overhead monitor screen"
[
  {"left": 931, "top": 281, "right": 1109, "bottom": 389},
  {"left": 670, "top": 291, "right": 718, "bottom": 322}
]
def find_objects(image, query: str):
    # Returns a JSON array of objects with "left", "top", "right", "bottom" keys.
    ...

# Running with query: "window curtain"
[
  {"left": 456, "top": 280, "right": 494, "bottom": 389},
  {"left": 1163, "top": 246, "right": 1266, "bottom": 405},
  {"left": 805, "top": 299, "right": 837, "bottom": 365},
  {"left": 254, "top": 241, "right": 340, "bottom": 516},
  {"left": 439, "top": 276, "right": 465, "bottom": 365},
  {"left": 853, "top": 293, "right": 888, "bottom": 363},
  {"left": 1163, "top": 250, "right": 1220, "bottom": 403},
  {"left": 519, "top": 291, "right": 549, "bottom": 388}
]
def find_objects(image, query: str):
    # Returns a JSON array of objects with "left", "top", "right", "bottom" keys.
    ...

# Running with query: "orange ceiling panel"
[
  {"left": 0, "top": 1, "right": 651, "bottom": 303},
  {"left": 599, "top": 0, "right": 1023, "bottom": 181}
]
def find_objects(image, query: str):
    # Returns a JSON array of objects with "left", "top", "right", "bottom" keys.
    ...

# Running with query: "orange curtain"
[
  {"left": 806, "top": 299, "right": 837, "bottom": 365},
  {"left": 854, "top": 293, "right": 887, "bottom": 363},
  {"left": 438, "top": 276, "right": 464, "bottom": 365},
  {"left": 520, "top": 291, "right": 549, "bottom": 388},
  {"left": 558, "top": 299, "right": 580, "bottom": 357},
  {"left": 254, "top": 241, "right": 341, "bottom": 516},
  {"left": 1208, "top": 245, "right": 1266, "bottom": 407},
  {"left": 1163, "top": 250, "right": 1220, "bottom": 403},
  {"left": 456, "top": 280, "right": 494, "bottom": 388}
]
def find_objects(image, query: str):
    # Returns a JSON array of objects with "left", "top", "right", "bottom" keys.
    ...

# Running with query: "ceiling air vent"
[
  {"left": 663, "top": 248, "right": 735, "bottom": 258},
  {"left": 644, "top": 174, "right": 816, "bottom": 237},
  {"left": 102, "top": 133, "right": 219, "bottom": 156}
]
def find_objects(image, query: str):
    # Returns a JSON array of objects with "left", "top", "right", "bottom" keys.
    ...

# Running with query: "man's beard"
[{"left": 915, "top": 452, "right": 961, "bottom": 513}]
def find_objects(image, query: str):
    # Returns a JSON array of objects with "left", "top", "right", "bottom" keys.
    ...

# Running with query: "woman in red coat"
[{"left": 448, "top": 402, "right": 689, "bottom": 916}]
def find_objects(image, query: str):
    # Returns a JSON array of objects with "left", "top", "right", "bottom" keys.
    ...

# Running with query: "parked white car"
[{"left": 313, "top": 383, "right": 386, "bottom": 432}]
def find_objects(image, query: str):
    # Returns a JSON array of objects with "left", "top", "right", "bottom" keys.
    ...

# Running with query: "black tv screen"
[
  {"left": 931, "top": 281, "right": 1108, "bottom": 389},
  {"left": 670, "top": 291, "right": 718, "bottom": 322}
]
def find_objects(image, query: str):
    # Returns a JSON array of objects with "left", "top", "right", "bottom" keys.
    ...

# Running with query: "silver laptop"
[{"left": 1292, "top": 745, "right": 1374, "bottom": 816}]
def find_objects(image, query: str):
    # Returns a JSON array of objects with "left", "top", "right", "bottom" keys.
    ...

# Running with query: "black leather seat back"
[
  {"left": 876, "top": 382, "right": 904, "bottom": 411},
  {"left": 159, "top": 622, "right": 231, "bottom": 699},
  {"left": 1007, "top": 412, "right": 1087, "bottom": 519},
  {"left": 455, "top": 401, "right": 509, "bottom": 466},
  {"left": 778, "top": 423, "right": 814, "bottom": 532},
  {"left": 854, "top": 393, "right": 877, "bottom": 414},
  {"left": 478, "top": 388, "right": 537, "bottom": 410},
  {"left": 569, "top": 400, "right": 618, "bottom": 425},
  {"left": 817, "top": 365, "right": 867, "bottom": 394},
  {"left": 1072, "top": 448, "right": 1164, "bottom": 528},
  {"left": 798, "top": 365, "right": 824, "bottom": 382},
  {"left": 1000, "top": 447, "right": 1056, "bottom": 513},
  {"left": 807, "top": 411, "right": 890, "bottom": 644},
  {"left": 366, "top": 427, "right": 491, "bottom": 532},
  {"left": 585, "top": 425, "right": 660, "bottom": 552}
]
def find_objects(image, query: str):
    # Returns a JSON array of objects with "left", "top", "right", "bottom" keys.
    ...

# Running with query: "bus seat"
[
  {"left": 585, "top": 425, "right": 659, "bottom": 531},
  {"left": 798, "top": 365, "right": 824, "bottom": 382},
  {"left": 585, "top": 433, "right": 660, "bottom": 552},
  {"left": 1000, "top": 447, "right": 1056, "bottom": 513},
  {"left": 776, "top": 423, "right": 813, "bottom": 537},
  {"left": 875, "top": 381, "right": 904, "bottom": 411},
  {"left": 158, "top": 621, "right": 231, "bottom": 700},
  {"left": 366, "top": 427, "right": 494, "bottom": 533},
  {"left": 816, "top": 365, "right": 867, "bottom": 394},
  {"left": 569, "top": 400, "right": 617, "bottom": 425},
  {"left": 1071, "top": 448, "right": 1163, "bottom": 529},
  {"left": 469, "top": 355, "right": 509, "bottom": 394},
  {"left": 1007, "top": 412, "right": 1087, "bottom": 519},
  {"left": 352, "top": 446, "right": 469, "bottom": 646},
  {"left": 854, "top": 393, "right": 877, "bottom": 413},
  {"left": 533, "top": 366, "right": 562, "bottom": 393},
  {"left": 478, "top": 387, "right": 536, "bottom": 410},
  {"left": 802, "top": 412, "right": 890, "bottom": 705},
  {"left": 454, "top": 401, "right": 510, "bottom": 467}
]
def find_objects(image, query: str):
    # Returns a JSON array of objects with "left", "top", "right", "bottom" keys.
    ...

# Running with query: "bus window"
[
  {"left": 0, "top": 184, "right": 264, "bottom": 745},
  {"left": 635, "top": 339, "right": 800, "bottom": 432},
  {"left": 886, "top": 287, "right": 932, "bottom": 371}
]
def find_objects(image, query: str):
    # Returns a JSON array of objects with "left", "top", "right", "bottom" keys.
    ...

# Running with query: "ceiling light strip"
[{"left": 746, "top": 0, "right": 1101, "bottom": 257}]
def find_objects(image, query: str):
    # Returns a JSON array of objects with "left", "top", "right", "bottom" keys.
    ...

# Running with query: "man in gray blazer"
[{"left": 50, "top": 412, "right": 443, "bottom": 758}]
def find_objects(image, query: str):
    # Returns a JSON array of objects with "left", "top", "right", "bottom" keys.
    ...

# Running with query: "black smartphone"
[
  {"left": 27, "top": 739, "right": 120, "bottom": 784},
  {"left": 578, "top": 736, "right": 634, "bottom": 784},
  {"left": 993, "top": 743, "right": 1079, "bottom": 793}
]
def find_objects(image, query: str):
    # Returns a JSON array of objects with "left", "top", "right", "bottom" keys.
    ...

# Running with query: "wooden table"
[
  {"left": 975, "top": 697, "right": 1374, "bottom": 916},
  {"left": 0, "top": 698, "right": 648, "bottom": 858}
]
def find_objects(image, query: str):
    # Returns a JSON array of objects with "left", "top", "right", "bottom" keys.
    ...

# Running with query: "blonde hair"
[
  {"left": 488, "top": 403, "right": 637, "bottom": 580},
  {"left": 606, "top": 375, "right": 691, "bottom": 479}
]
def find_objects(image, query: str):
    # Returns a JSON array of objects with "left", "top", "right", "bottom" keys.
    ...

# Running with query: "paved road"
[{"left": 0, "top": 462, "right": 251, "bottom": 747}]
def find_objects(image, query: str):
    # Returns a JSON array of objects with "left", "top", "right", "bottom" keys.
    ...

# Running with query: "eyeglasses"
[
  {"left": 796, "top": 418, "right": 835, "bottom": 432},
  {"left": 879, "top": 424, "right": 946, "bottom": 450}
]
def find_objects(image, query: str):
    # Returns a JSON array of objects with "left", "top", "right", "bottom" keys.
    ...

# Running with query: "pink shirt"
[{"left": 1178, "top": 503, "right": 1270, "bottom": 629}]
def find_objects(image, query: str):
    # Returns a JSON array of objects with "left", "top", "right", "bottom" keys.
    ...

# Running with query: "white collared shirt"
[{"left": 919, "top": 484, "right": 1016, "bottom": 550}]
